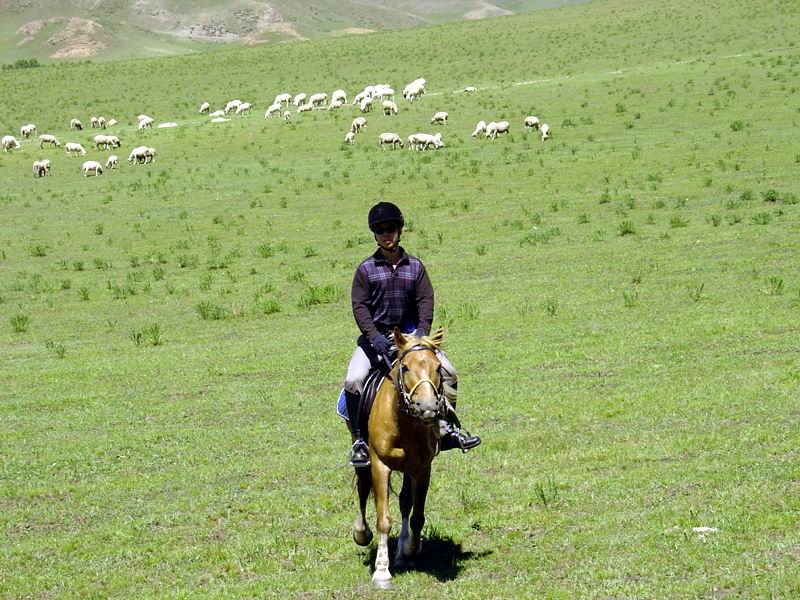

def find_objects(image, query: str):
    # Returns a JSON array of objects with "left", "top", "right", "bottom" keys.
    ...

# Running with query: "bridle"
[{"left": 394, "top": 344, "right": 445, "bottom": 418}]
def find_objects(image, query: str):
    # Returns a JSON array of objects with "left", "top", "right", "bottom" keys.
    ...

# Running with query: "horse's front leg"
[
  {"left": 352, "top": 466, "right": 373, "bottom": 546},
  {"left": 395, "top": 473, "right": 415, "bottom": 570},
  {"left": 407, "top": 466, "right": 431, "bottom": 560},
  {"left": 371, "top": 459, "right": 393, "bottom": 590}
]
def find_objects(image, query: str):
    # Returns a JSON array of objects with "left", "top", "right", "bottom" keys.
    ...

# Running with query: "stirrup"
[
  {"left": 440, "top": 428, "right": 481, "bottom": 453},
  {"left": 348, "top": 439, "right": 371, "bottom": 468}
]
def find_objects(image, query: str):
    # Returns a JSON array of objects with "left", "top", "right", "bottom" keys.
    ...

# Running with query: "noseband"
[{"left": 394, "top": 345, "right": 445, "bottom": 418}]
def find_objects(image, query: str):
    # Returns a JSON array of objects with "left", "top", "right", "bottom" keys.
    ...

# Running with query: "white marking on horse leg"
[{"left": 372, "top": 532, "right": 392, "bottom": 589}]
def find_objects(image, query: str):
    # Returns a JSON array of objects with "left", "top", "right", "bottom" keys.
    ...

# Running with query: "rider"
[{"left": 343, "top": 201, "right": 481, "bottom": 468}]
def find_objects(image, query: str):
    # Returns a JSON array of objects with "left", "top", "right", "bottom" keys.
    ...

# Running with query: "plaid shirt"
[{"left": 351, "top": 247, "right": 434, "bottom": 341}]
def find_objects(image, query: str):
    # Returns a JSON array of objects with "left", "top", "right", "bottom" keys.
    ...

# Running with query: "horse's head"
[{"left": 393, "top": 327, "right": 445, "bottom": 424}]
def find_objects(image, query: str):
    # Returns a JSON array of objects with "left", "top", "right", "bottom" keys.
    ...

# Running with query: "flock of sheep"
[{"left": 2, "top": 76, "right": 551, "bottom": 180}]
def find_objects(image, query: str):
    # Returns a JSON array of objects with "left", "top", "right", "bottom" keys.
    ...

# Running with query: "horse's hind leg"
[
  {"left": 352, "top": 467, "right": 373, "bottom": 546},
  {"left": 407, "top": 467, "right": 431, "bottom": 560},
  {"left": 395, "top": 473, "right": 415, "bottom": 569}
]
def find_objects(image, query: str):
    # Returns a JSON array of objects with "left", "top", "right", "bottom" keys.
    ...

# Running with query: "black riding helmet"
[{"left": 368, "top": 202, "right": 404, "bottom": 231}]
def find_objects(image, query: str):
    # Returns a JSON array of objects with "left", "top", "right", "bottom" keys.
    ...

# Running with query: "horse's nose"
[{"left": 420, "top": 409, "right": 437, "bottom": 423}]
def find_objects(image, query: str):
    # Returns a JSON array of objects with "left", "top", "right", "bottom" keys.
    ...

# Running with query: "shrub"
[
  {"left": 618, "top": 220, "right": 636, "bottom": 236},
  {"left": 10, "top": 314, "right": 30, "bottom": 333}
]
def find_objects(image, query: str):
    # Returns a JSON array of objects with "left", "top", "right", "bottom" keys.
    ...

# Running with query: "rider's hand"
[{"left": 371, "top": 334, "right": 391, "bottom": 355}]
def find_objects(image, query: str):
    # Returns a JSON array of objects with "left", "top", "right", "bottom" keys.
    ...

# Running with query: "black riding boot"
[{"left": 344, "top": 390, "right": 370, "bottom": 468}]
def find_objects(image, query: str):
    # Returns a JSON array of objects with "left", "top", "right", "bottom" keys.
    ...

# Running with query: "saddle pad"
[{"left": 335, "top": 365, "right": 390, "bottom": 428}]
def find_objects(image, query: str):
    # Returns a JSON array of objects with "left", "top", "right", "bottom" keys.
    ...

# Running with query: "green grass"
[{"left": 1, "top": 0, "right": 800, "bottom": 597}]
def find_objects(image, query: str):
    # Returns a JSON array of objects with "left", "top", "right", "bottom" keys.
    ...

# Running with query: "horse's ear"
[
  {"left": 429, "top": 327, "right": 444, "bottom": 348},
  {"left": 393, "top": 327, "right": 407, "bottom": 350}
]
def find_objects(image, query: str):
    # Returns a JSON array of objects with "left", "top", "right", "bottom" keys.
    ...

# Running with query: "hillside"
[{"left": 0, "top": 0, "right": 589, "bottom": 62}]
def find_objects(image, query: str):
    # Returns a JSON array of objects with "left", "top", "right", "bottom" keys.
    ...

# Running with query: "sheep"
[
  {"left": 128, "top": 146, "right": 149, "bottom": 164},
  {"left": 224, "top": 100, "right": 241, "bottom": 114},
  {"left": 93, "top": 134, "right": 121, "bottom": 150},
  {"left": 38, "top": 134, "right": 60, "bottom": 148},
  {"left": 464, "top": 86, "right": 477, "bottom": 93},
  {"left": 32, "top": 160, "right": 50, "bottom": 177},
  {"left": 199, "top": 101, "right": 210, "bottom": 113},
  {"left": 352, "top": 90, "right": 370, "bottom": 106},
  {"left": 146, "top": 147, "right": 156, "bottom": 163},
  {"left": 471, "top": 120, "right": 487, "bottom": 139},
  {"left": 2, "top": 135, "right": 21, "bottom": 152},
  {"left": 293, "top": 93, "right": 307, "bottom": 107},
  {"left": 137, "top": 114, "right": 152, "bottom": 122},
  {"left": 524, "top": 115, "right": 540, "bottom": 130},
  {"left": 328, "top": 99, "right": 344, "bottom": 110},
  {"left": 407, "top": 133, "right": 442, "bottom": 151},
  {"left": 344, "top": 131, "right": 355, "bottom": 144},
  {"left": 382, "top": 100, "right": 398, "bottom": 116},
  {"left": 274, "top": 93, "right": 292, "bottom": 106},
  {"left": 138, "top": 116, "right": 154, "bottom": 130},
  {"left": 403, "top": 78, "right": 426, "bottom": 102},
  {"left": 107, "top": 118, "right": 118, "bottom": 127},
  {"left": 431, "top": 111, "right": 448, "bottom": 125},
  {"left": 485, "top": 120, "right": 510, "bottom": 139},
  {"left": 283, "top": 111, "right": 291, "bottom": 123},
  {"left": 210, "top": 109, "right": 226, "bottom": 118},
  {"left": 540, "top": 123, "right": 550, "bottom": 142},
  {"left": 378, "top": 132, "right": 403, "bottom": 150},
  {"left": 331, "top": 89, "right": 347, "bottom": 104},
  {"left": 70, "top": 118, "right": 83, "bottom": 131},
  {"left": 20, "top": 124, "right": 37, "bottom": 138},
  {"left": 235, "top": 102, "right": 252, "bottom": 115},
  {"left": 359, "top": 96, "right": 373, "bottom": 113},
  {"left": 82, "top": 160, "right": 103, "bottom": 176},
  {"left": 90, "top": 116, "right": 99, "bottom": 128},
  {"left": 65, "top": 142, "right": 87, "bottom": 157},
  {"left": 350, "top": 117, "right": 367, "bottom": 133},
  {"left": 97, "top": 116, "right": 107, "bottom": 129},
  {"left": 105, "top": 155, "right": 118, "bottom": 169},
  {"left": 297, "top": 102, "right": 314, "bottom": 113},
  {"left": 309, "top": 92, "right": 328, "bottom": 107},
  {"left": 264, "top": 103, "right": 281, "bottom": 118}
]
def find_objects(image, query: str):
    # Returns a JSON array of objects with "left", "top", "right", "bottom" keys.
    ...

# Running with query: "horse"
[{"left": 351, "top": 327, "right": 448, "bottom": 589}]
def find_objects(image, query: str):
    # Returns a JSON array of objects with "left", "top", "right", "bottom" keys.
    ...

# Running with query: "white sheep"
[
  {"left": 2, "top": 135, "right": 21, "bottom": 152},
  {"left": 146, "top": 147, "right": 156, "bottom": 162},
  {"left": 265, "top": 103, "right": 281, "bottom": 118},
  {"left": 350, "top": 117, "right": 367, "bottom": 133},
  {"left": 431, "top": 111, "right": 448, "bottom": 125},
  {"left": 224, "top": 100, "right": 241, "bottom": 114},
  {"left": 105, "top": 155, "right": 118, "bottom": 169},
  {"left": 32, "top": 160, "right": 50, "bottom": 177},
  {"left": 344, "top": 131, "right": 355, "bottom": 144},
  {"left": 464, "top": 86, "right": 477, "bottom": 93},
  {"left": 328, "top": 99, "right": 344, "bottom": 110},
  {"left": 382, "top": 100, "right": 398, "bottom": 116},
  {"left": 65, "top": 142, "right": 87, "bottom": 157},
  {"left": 524, "top": 116, "right": 540, "bottom": 130},
  {"left": 97, "top": 116, "right": 107, "bottom": 129},
  {"left": 540, "top": 123, "right": 550, "bottom": 142},
  {"left": 353, "top": 90, "right": 370, "bottom": 106},
  {"left": 309, "top": 93, "right": 328, "bottom": 107},
  {"left": 471, "top": 120, "right": 487, "bottom": 139},
  {"left": 90, "top": 116, "right": 99, "bottom": 128},
  {"left": 137, "top": 114, "right": 151, "bottom": 122},
  {"left": 283, "top": 111, "right": 291, "bottom": 123},
  {"left": 235, "top": 102, "right": 252, "bottom": 115},
  {"left": 359, "top": 96, "right": 373, "bottom": 113},
  {"left": 274, "top": 93, "right": 292, "bottom": 106},
  {"left": 378, "top": 133, "right": 403, "bottom": 150},
  {"left": 82, "top": 160, "right": 103, "bottom": 176},
  {"left": 297, "top": 102, "right": 314, "bottom": 113},
  {"left": 403, "top": 78, "right": 426, "bottom": 102},
  {"left": 107, "top": 118, "right": 118, "bottom": 127},
  {"left": 293, "top": 93, "right": 307, "bottom": 107},
  {"left": 20, "top": 124, "right": 37, "bottom": 138},
  {"left": 485, "top": 120, "right": 510, "bottom": 139},
  {"left": 93, "top": 134, "right": 121, "bottom": 150},
  {"left": 199, "top": 101, "right": 210, "bottom": 113},
  {"left": 210, "top": 109, "right": 226, "bottom": 118},
  {"left": 38, "top": 134, "right": 60, "bottom": 148},
  {"left": 70, "top": 118, "right": 83, "bottom": 131},
  {"left": 331, "top": 89, "right": 347, "bottom": 104},
  {"left": 407, "top": 132, "right": 442, "bottom": 151},
  {"left": 138, "top": 116, "right": 154, "bottom": 130},
  {"left": 127, "top": 146, "right": 150, "bottom": 164}
]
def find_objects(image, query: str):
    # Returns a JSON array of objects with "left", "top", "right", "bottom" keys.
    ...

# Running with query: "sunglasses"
[{"left": 372, "top": 223, "right": 398, "bottom": 234}]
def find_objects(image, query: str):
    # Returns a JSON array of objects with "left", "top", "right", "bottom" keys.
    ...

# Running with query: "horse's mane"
[{"left": 395, "top": 328, "right": 443, "bottom": 354}]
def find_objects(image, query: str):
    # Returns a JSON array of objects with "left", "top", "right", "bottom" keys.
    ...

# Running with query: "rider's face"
[{"left": 373, "top": 222, "right": 401, "bottom": 250}]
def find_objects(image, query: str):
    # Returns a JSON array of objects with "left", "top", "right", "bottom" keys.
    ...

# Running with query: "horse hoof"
[
  {"left": 352, "top": 527, "right": 373, "bottom": 547},
  {"left": 372, "top": 576, "right": 392, "bottom": 590},
  {"left": 394, "top": 556, "right": 414, "bottom": 571}
]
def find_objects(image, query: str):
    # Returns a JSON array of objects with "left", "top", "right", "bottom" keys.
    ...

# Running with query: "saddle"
[{"left": 337, "top": 362, "right": 392, "bottom": 438}]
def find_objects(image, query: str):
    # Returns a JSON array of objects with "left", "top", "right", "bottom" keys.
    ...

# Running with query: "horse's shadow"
[{"left": 362, "top": 531, "right": 491, "bottom": 582}]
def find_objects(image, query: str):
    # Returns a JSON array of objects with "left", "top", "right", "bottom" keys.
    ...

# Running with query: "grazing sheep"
[
  {"left": 210, "top": 109, "right": 225, "bottom": 118},
  {"left": 97, "top": 116, "right": 107, "bottom": 129},
  {"left": 235, "top": 102, "right": 252, "bottom": 115},
  {"left": 283, "top": 111, "right": 291, "bottom": 123},
  {"left": 146, "top": 147, "right": 156, "bottom": 162},
  {"left": 540, "top": 123, "right": 550, "bottom": 141},
  {"left": 137, "top": 114, "right": 151, "bottom": 122},
  {"left": 297, "top": 102, "right": 314, "bottom": 113},
  {"left": 407, "top": 132, "right": 443, "bottom": 151},
  {"left": 33, "top": 160, "right": 50, "bottom": 177},
  {"left": 382, "top": 100, "right": 398, "bottom": 116},
  {"left": 106, "top": 118, "right": 118, "bottom": 127},
  {"left": 106, "top": 155, "right": 118, "bottom": 169},
  {"left": 93, "top": 134, "right": 121, "bottom": 150},
  {"left": 524, "top": 115, "right": 540, "bottom": 130},
  {"left": 274, "top": 93, "right": 292, "bottom": 106},
  {"left": 344, "top": 131, "right": 355, "bottom": 144},
  {"left": 127, "top": 146, "right": 150, "bottom": 164},
  {"left": 378, "top": 133, "right": 403, "bottom": 150},
  {"left": 464, "top": 86, "right": 477, "bottom": 93},
  {"left": 224, "top": 100, "right": 241, "bottom": 114},
  {"left": 353, "top": 90, "right": 370, "bottom": 106},
  {"left": 90, "top": 116, "right": 99, "bottom": 128},
  {"left": 431, "top": 111, "right": 448, "bottom": 125},
  {"left": 2, "top": 135, "right": 21, "bottom": 152},
  {"left": 331, "top": 89, "right": 347, "bottom": 104},
  {"left": 359, "top": 96, "right": 373, "bottom": 113},
  {"left": 70, "top": 118, "right": 83, "bottom": 131},
  {"left": 471, "top": 120, "right": 487, "bottom": 139},
  {"left": 293, "top": 93, "right": 307, "bottom": 107},
  {"left": 38, "top": 134, "right": 60, "bottom": 148},
  {"left": 350, "top": 117, "right": 367, "bottom": 133},
  {"left": 65, "top": 142, "right": 87, "bottom": 157},
  {"left": 265, "top": 103, "right": 281, "bottom": 118},
  {"left": 377, "top": 87, "right": 395, "bottom": 101},
  {"left": 199, "top": 101, "right": 210, "bottom": 113},
  {"left": 403, "top": 78, "right": 426, "bottom": 102},
  {"left": 309, "top": 93, "right": 328, "bottom": 107},
  {"left": 82, "top": 160, "right": 103, "bottom": 176},
  {"left": 485, "top": 120, "right": 510, "bottom": 139},
  {"left": 20, "top": 124, "right": 37, "bottom": 138},
  {"left": 138, "top": 116, "right": 154, "bottom": 130}
]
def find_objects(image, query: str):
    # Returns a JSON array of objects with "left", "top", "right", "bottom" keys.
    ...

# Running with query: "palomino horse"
[{"left": 352, "top": 327, "right": 448, "bottom": 589}]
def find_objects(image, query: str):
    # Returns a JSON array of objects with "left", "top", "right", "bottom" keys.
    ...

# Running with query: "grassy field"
[{"left": 1, "top": 0, "right": 800, "bottom": 597}]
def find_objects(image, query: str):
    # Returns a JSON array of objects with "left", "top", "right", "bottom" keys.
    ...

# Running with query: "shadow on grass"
[{"left": 362, "top": 529, "right": 491, "bottom": 582}]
